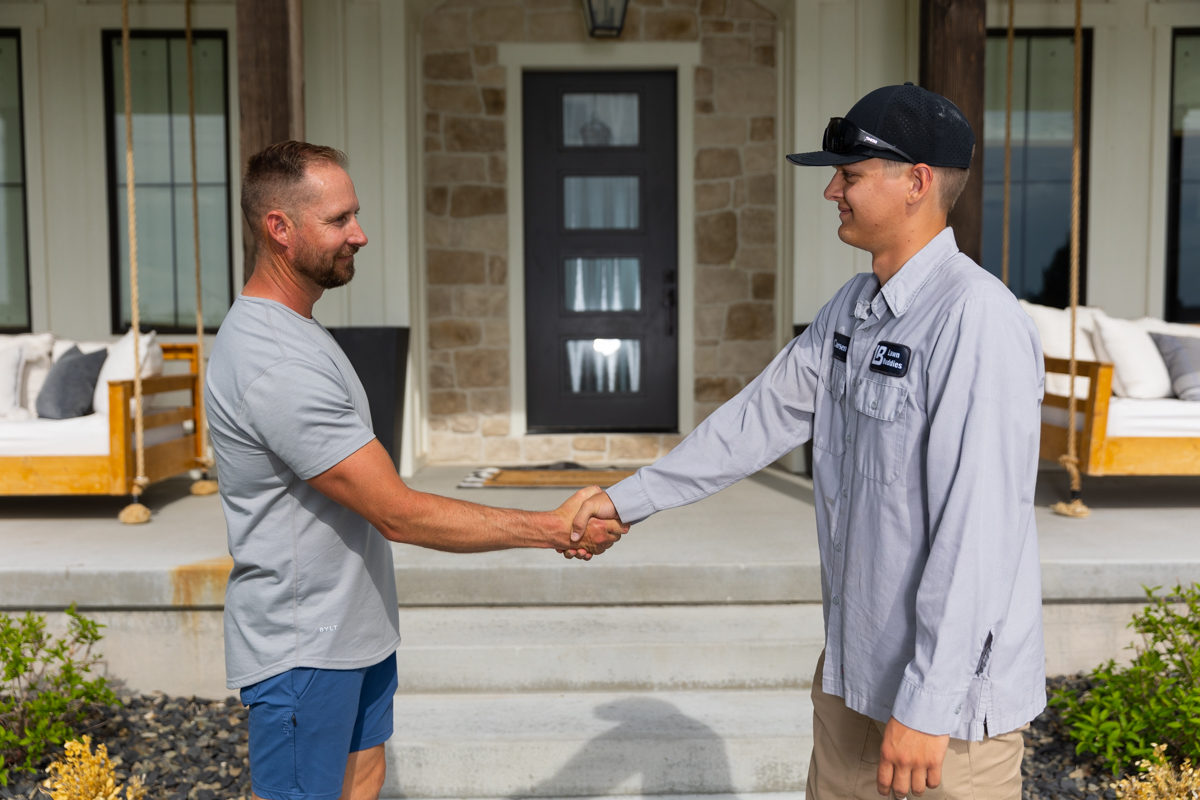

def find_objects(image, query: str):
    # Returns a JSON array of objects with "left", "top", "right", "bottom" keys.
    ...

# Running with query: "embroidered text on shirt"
[{"left": 832, "top": 332, "right": 850, "bottom": 362}]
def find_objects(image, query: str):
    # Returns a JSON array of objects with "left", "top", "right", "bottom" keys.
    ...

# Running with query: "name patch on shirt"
[
  {"left": 832, "top": 332, "right": 850, "bottom": 362},
  {"left": 869, "top": 342, "right": 911, "bottom": 377}
]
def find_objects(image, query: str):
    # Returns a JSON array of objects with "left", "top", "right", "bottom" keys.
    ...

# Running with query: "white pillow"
[
  {"left": 1092, "top": 315, "right": 1173, "bottom": 399},
  {"left": 1019, "top": 301, "right": 1103, "bottom": 398},
  {"left": 15, "top": 332, "right": 53, "bottom": 413},
  {"left": 92, "top": 330, "right": 164, "bottom": 417},
  {"left": 1134, "top": 317, "right": 1200, "bottom": 340},
  {"left": 0, "top": 339, "right": 22, "bottom": 417}
]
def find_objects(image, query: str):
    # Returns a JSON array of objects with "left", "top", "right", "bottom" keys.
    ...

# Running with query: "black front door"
[{"left": 523, "top": 71, "right": 678, "bottom": 433}]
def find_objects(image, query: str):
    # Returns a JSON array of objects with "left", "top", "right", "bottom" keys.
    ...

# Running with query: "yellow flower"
[
  {"left": 1114, "top": 744, "right": 1200, "bottom": 800},
  {"left": 39, "top": 736, "right": 147, "bottom": 800}
]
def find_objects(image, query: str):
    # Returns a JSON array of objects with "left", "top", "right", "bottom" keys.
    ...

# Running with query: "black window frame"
[
  {"left": 1166, "top": 28, "right": 1200, "bottom": 322},
  {"left": 101, "top": 28, "right": 234, "bottom": 335},
  {"left": 0, "top": 28, "right": 31, "bottom": 334},
  {"left": 983, "top": 27, "right": 1093, "bottom": 308}
]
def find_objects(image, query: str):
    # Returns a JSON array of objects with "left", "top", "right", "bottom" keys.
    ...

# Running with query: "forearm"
[{"left": 375, "top": 490, "right": 564, "bottom": 552}]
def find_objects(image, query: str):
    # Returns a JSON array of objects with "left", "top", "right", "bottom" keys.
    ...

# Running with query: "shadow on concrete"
[
  {"left": 0, "top": 477, "right": 197, "bottom": 519},
  {"left": 748, "top": 468, "right": 815, "bottom": 507},
  {"left": 1036, "top": 468, "right": 1200, "bottom": 509},
  {"left": 515, "top": 696, "right": 733, "bottom": 797}
]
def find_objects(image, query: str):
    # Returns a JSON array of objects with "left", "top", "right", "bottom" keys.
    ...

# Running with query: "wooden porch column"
[
  {"left": 920, "top": 0, "right": 985, "bottom": 264},
  {"left": 236, "top": 0, "right": 305, "bottom": 279}
]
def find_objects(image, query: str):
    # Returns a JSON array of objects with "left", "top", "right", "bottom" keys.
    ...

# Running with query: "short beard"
[{"left": 293, "top": 244, "right": 357, "bottom": 289}]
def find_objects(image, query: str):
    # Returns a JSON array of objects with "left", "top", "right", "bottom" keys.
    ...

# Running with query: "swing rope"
[
  {"left": 186, "top": 0, "right": 218, "bottom": 496},
  {"left": 118, "top": 0, "right": 151, "bottom": 525},
  {"left": 1051, "top": 0, "right": 1091, "bottom": 518},
  {"left": 1001, "top": 0, "right": 1014, "bottom": 288}
]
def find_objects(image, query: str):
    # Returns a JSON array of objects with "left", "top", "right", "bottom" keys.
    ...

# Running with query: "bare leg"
[{"left": 340, "top": 744, "right": 387, "bottom": 800}]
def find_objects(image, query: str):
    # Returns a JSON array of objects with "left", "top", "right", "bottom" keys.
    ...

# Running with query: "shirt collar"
[{"left": 877, "top": 227, "right": 959, "bottom": 318}]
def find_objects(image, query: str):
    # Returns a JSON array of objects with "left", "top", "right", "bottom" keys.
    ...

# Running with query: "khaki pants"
[{"left": 805, "top": 652, "right": 1025, "bottom": 800}]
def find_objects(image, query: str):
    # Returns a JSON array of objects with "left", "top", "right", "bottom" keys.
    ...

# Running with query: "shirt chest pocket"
[
  {"left": 813, "top": 362, "right": 848, "bottom": 457},
  {"left": 851, "top": 376, "right": 909, "bottom": 484}
]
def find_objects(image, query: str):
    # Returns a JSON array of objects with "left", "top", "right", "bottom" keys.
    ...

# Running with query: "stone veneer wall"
[{"left": 422, "top": 0, "right": 778, "bottom": 464}]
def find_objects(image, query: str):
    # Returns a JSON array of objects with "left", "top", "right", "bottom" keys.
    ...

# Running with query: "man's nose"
[
  {"left": 823, "top": 175, "right": 841, "bottom": 202},
  {"left": 348, "top": 218, "right": 368, "bottom": 247}
]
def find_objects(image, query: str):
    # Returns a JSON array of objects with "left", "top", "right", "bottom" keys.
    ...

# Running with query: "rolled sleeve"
[{"left": 891, "top": 295, "right": 1043, "bottom": 735}]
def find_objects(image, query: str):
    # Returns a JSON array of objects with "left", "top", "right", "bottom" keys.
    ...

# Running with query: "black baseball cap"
[{"left": 787, "top": 83, "right": 975, "bottom": 169}]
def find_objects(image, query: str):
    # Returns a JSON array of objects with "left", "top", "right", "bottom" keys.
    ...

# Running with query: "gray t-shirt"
[{"left": 206, "top": 295, "right": 400, "bottom": 689}]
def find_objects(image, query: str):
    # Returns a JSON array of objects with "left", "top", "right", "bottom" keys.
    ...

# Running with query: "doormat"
[{"left": 458, "top": 462, "right": 638, "bottom": 489}]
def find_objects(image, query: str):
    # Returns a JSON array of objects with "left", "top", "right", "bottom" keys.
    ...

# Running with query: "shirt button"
[
  {"left": 845, "top": 433, "right": 852, "bottom": 443},
  {"left": 834, "top": 541, "right": 842, "bottom": 552},
  {"left": 871, "top": 400, "right": 878, "bottom": 410},
  {"left": 832, "top": 595, "right": 840, "bottom": 606},
  {"left": 841, "top": 489, "right": 847, "bottom": 498},
  {"left": 955, "top": 705, "right": 962, "bottom": 714}
]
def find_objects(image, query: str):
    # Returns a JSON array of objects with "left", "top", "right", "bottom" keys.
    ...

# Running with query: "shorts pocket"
[
  {"left": 813, "top": 362, "right": 848, "bottom": 457},
  {"left": 852, "top": 377, "right": 909, "bottom": 484}
]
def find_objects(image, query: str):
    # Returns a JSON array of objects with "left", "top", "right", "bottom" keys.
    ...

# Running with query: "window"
[
  {"left": 103, "top": 30, "right": 232, "bottom": 333},
  {"left": 1168, "top": 30, "right": 1200, "bottom": 322},
  {"left": 982, "top": 30, "right": 1092, "bottom": 308},
  {"left": 0, "top": 31, "right": 29, "bottom": 331}
]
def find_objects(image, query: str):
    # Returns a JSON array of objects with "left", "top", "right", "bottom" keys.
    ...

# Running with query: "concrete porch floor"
[{"left": 3, "top": 464, "right": 1199, "bottom": 606}]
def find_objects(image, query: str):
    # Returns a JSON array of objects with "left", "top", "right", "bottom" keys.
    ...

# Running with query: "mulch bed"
[{"left": 1, "top": 676, "right": 1129, "bottom": 800}]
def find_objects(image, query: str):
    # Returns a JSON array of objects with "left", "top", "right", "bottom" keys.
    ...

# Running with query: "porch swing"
[
  {"left": 1005, "top": 0, "right": 1200, "bottom": 515},
  {"left": 0, "top": 0, "right": 216, "bottom": 519}
]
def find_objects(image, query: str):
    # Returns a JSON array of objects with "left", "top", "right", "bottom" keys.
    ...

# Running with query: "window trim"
[
  {"left": 1166, "top": 28, "right": 1200, "bottom": 322},
  {"left": 983, "top": 27, "right": 1094, "bottom": 307},
  {"left": 101, "top": 28, "right": 233, "bottom": 335},
  {"left": 0, "top": 28, "right": 32, "bottom": 334}
]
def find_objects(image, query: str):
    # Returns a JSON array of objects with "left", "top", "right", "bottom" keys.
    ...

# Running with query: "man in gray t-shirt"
[{"left": 207, "top": 141, "right": 625, "bottom": 800}]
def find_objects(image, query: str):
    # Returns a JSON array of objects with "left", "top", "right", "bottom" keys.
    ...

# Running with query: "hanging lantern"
[{"left": 581, "top": 0, "right": 629, "bottom": 38}]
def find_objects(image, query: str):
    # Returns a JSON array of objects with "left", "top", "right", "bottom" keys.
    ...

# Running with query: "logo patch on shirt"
[
  {"left": 869, "top": 342, "right": 910, "bottom": 377},
  {"left": 832, "top": 332, "right": 850, "bottom": 362}
]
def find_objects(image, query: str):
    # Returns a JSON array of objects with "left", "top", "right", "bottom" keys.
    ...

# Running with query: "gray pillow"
[
  {"left": 35, "top": 346, "right": 109, "bottom": 419},
  {"left": 1150, "top": 332, "right": 1200, "bottom": 401}
]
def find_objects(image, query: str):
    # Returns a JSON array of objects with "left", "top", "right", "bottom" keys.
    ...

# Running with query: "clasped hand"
[{"left": 552, "top": 486, "right": 628, "bottom": 561}]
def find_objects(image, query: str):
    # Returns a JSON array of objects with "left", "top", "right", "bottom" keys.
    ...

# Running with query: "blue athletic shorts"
[{"left": 240, "top": 652, "right": 398, "bottom": 800}]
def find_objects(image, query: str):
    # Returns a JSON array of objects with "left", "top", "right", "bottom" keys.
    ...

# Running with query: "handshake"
[{"left": 551, "top": 486, "right": 630, "bottom": 561}]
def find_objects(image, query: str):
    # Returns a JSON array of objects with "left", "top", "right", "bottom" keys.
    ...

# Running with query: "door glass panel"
[
  {"left": 0, "top": 33, "right": 29, "bottom": 329},
  {"left": 563, "top": 176, "right": 639, "bottom": 229},
  {"left": 563, "top": 93, "right": 639, "bottom": 147},
  {"left": 564, "top": 257, "right": 641, "bottom": 312},
  {"left": 565, "top": 339, "right": 641, "bottom": 393}
]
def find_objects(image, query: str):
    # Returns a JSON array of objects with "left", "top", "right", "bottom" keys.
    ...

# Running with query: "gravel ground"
[{"left": 2, "top": 676, "right": 1124, "bottom": 800}]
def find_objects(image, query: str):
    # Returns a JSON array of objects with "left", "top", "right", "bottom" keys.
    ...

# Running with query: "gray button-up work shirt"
[{"left": 607, "top": 228, "right": 1047, "bottom": 741}]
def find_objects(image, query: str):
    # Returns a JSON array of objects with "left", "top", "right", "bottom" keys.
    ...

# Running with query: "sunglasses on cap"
[{"left": 823, "top": 117, "right": 914, "bottom": 163}]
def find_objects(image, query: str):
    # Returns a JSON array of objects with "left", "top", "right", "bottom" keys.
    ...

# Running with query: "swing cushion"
[
  {"left": 1092, "top": 315, "right": 1173, "bottom": 399},
  {"left": 35, "top": 346, "right": 108, "bottom": 420},
  {"left": 92, "top": 329, "right": 163, "bottom": 417}
]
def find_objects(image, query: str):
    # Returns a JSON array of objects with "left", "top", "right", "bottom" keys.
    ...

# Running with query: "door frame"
[{"left": 499, "top": 42, "right": 700, "bottom": 439}]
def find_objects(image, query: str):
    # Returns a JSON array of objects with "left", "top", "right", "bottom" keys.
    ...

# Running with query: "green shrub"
[
  {"left": 0, "top": 605, "right": 117, "bottom": 787},
  {"left": 1052, "top": 583, "right": 1200, "bottom": 776}
]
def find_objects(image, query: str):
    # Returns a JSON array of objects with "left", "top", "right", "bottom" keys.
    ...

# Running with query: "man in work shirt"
[
  {"left": 567, "top": 84, "right": 1047, "bottom": 799},
  {"left": 206, "top": 141, "right": 625, "bottom": 800}
]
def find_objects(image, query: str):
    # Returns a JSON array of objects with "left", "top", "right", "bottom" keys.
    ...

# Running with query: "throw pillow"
[
  {"left": 1150, "top": 333, "right": 1200, "bottom": 401},
  {"left": 1135, "top": 318, "right": 1200, "bottom": 340},
  {"left": 1092, "top": 315, "right": 1173, "bottom": 399},
  {"left": 35, "top": 346, "right": 109, "bottom": 419},
  {"left": 92, "top": 329, "right": 163, "bottom": 417},
  {"left": 0, "top": 340, "right": 21, "bottom": 416},
  {"left": 16, "top": 332, "right": 53, "bottom": 413},
  {"left": 1018, "top": 301, "right": 1103, "bottom": 398}
]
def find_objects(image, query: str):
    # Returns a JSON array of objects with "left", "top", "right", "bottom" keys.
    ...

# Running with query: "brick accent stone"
[{"left": 422, "top": 0, "right": 778, "bottom": 464}]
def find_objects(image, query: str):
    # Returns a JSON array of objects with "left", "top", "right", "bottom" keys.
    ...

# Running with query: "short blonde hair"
[{"left": 880, "top": 159, "right": 970, "bottom": 212}]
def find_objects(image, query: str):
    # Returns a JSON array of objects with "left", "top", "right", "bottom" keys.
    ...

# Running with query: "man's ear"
[
  {"left": 263, "top": 209, "right": 295, "bottom": 250},
  {"left": 908, "top": 164, "right": 935, "bottom": 206}
]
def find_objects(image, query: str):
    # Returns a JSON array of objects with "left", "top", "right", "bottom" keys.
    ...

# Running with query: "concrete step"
[
  {"left": 382, "top": 690, "right": 814, "bottom": 798},
  {"left": 394, "top": 604, "right": 825, "bottom": 693}
]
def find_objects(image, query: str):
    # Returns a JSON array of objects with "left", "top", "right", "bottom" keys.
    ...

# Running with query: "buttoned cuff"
[
  {"left": 890, "top": 678, "right": 969, "bottom": 736},
  {"left": 606, "top": 471, "right": 656, "bottom": 525}
]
